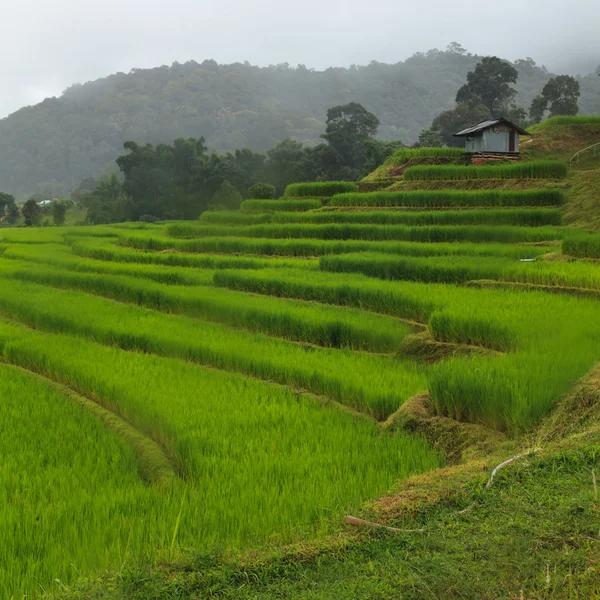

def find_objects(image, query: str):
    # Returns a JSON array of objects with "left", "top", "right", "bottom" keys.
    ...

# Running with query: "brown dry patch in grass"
[
  {"left": 366, "top": 460, "right": 488, "bottom": 525},
  {"left": 382, "top": 393, "right": 506, "bottom": 465},
  {"left": 396, "top": 329, "right": 498, "bottom": 364},
  {"left": 563, "top": 170, "right": 600, "bottom": 231},
  {"left": 522, "top": 124, "right": 600, "bottom": 166}
]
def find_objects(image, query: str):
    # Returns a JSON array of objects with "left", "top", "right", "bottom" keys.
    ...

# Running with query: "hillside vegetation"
[
  {"left": 0, "top": 117, "right": 599, "bottom": 598},
  {"left": 1, "top": 50, "right": 600, "bottom": 198}
]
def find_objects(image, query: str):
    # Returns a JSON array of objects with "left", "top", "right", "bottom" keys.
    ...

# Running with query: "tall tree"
[
  {"left": 21, "top": 199, "right": 41, "bottom": 227},
  {"left": 542, "top": 75, "right": 580, "bottom": 117},
  {"left": 529, "top": 95, "right": 548, "bottom": 123},
  {"left": 456, "top": 56, "right": 519, "bottom": 115},
  {"left": 320, "top": 102, "right": 380, "bottom": 179},
  {"left": 3, "top": 201, "right": 19, "bottom": 224},
  {"left": 0, "top": 192, "right": 15, "bottom": 212},
  {"left": 528, "top": 75, "right": 581, "bottom": 123},
  {"left": 51, "top": 200, "right": 68, "bottom": 226}
]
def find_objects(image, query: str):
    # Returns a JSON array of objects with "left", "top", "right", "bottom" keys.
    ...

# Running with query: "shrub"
[
  {"left": 285, "top": 182, "right": 357, "bottom": 197},
  {"left": 403, "top": 161, "right": 568, "bottom": 181},
  {"left": 248, "top": 183, "right": 276, "bottom": 199}
]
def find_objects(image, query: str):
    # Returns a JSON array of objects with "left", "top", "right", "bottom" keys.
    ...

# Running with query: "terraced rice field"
[{"left": 3, "top": 159, "right": 600, "bottom": 596}]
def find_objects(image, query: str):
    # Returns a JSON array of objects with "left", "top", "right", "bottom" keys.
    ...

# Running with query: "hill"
[{"left": 1, "top": 50, "right": 599, "bottom": 198}]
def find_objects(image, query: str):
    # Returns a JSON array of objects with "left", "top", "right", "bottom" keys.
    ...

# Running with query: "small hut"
[{"left": 453, "top": 118, "right": 530, "bottom": 164}]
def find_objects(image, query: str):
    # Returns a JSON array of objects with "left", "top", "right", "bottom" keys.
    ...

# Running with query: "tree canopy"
[
  {"left": 455, "top": 56, "right": 519, "bottom": 115},
  {"left": 1, "top": 49, "right": 598, "bottom": 198}
]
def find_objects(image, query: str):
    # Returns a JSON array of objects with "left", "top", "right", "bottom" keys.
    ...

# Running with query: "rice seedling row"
[
  {"left": 120, "top": 233, "right": 549, "bottom": 259},
  {"left": 0, "top": 260, "right": 414, "bottom": 353},
  {"left": 0, "top": 273, "right": 427, "bottom": 418},
  {"left": 329, "top": 189, "right": 564, "bottom": 208},
  {"left": 285, "top": 181, "right": 357, "bottom": 197},
  {"left": 403, "top": 161, "right": 568, "bottom": 181},
  {"left": 165, "top": 222, "right": 564, "bottom": 244},
  {"left": 212, "top": 267, "right": 600, "bottom": 430},
  {"left": 240, "top": 199, "right": 323, "bottom": 211},
  {"left": 198, "top": 208, "right": 562, "bottom": 227},
  {"left": 0, "top": 321, "right": 438, "bottom": 597}
]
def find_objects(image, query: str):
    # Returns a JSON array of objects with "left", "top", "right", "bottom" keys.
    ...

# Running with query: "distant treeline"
[
  {"left": 2, "top": 46, "right": 599, "bottom": 198},
  {"left": 79, "top": 102, "right": 401, "bottom": 223}
]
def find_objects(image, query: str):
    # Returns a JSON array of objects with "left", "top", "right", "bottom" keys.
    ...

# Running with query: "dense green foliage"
[
  {"left": 330, "top": 189, "right": 564, "bottom": 207},
  {"left": 455, "top": 56, "right": 519, "bottom": 114},
  {"left": 529, "top": 75, "right": 581, "bottom": 123},
  {"left": 404, "top": 161, "right": 569, "bottom": 181},
  {"left": 2, "top": 49, "right": 599, "bottom": 198}
]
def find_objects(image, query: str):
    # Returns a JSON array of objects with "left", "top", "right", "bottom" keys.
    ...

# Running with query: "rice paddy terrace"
[{"left": 2, "top": 118, "right": 600, "bottom": 598}]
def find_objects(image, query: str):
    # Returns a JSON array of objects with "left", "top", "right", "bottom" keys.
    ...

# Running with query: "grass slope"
[{"left": 60, "top": 365, "right": 600, "bottom": 599}]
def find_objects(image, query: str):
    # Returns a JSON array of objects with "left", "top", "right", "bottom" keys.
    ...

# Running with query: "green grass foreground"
[{"left": 59, "top": 429, "right": 600, "bottom": 599}]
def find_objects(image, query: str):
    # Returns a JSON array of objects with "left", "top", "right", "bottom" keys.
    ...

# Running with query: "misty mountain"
[{"left": 1, "top": 48, "right": 599, "bottom": 198}]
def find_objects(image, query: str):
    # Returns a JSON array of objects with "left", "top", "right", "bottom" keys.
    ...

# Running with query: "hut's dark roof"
[{"left": 453, "top": 118, "right": 530, "bottom": 137}]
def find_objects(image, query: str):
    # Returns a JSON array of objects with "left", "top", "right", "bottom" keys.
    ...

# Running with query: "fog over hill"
[{"left": 1, "top": 49, "right": 599, "bottom": 198}]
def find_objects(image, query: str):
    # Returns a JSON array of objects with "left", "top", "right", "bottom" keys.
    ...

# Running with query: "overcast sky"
[{"left": 1, "top": 0, "right": 598, "bottom": 119}]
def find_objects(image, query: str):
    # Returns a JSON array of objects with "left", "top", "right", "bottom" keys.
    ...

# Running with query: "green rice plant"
[
  {"left": 320, "top": 252, "right": 515, "bottom": 284},
  {"left": 285, "top": 182, "right": 357, "bottom": 197},
  {"left": 0, "top": 275, "right": 426, "bottom": 418},
  {"left": 500, "top": 260, "right": 600, "bottom": 292},
  {"left": 70, "top": 236, "right": 318, "bottom": 269},
  {"left": 120, "top": 233, "right": 548, "bottom": 260},
  {"left": 403, "top": 161, "right": 568, "bottom": 181},
  {"left": 330, "top": 189, "right": 565, "bottom": 208},
  {"left": 390, "top": 147, "right": 465, "bottom": 161},
  {"left": 0, "top": 322, "right": 438, "bottom": 597},
  {"left": 2, "top": 243, "right": 216, "bottom": 285},
  {"left": 197, "top": 208, "right": 562, "bottom": 227},
  {"left": 164, "top": 223, "right": 564, "bottom": 244},
  {"left": 239, "top": 199, "right": 323, "bottom": 211},
  {"left": 1, "top": 261, "right": 412, "bottom": 353},
  {"left": 214, "top": 266, "right": 600, "bottom": 429},
  {"left": 0, "top": 362, "right": 172, "bottom": 599},
  {"left": 562, "top": 232, "right": 600, "bottom": 259}
]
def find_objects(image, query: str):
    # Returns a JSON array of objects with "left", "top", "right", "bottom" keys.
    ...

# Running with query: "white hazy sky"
[{"left": 1, "top": 0, "right": 599, "bottom": 118}]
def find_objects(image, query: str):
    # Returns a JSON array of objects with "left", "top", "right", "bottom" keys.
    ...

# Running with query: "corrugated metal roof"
[{"left": 453, "top": 118, "right": 530, "bottom": 137}]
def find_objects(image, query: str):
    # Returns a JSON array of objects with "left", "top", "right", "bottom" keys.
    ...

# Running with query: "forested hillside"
[{"left": 1, "top": 48, "right": 599, "bottom": 198}]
